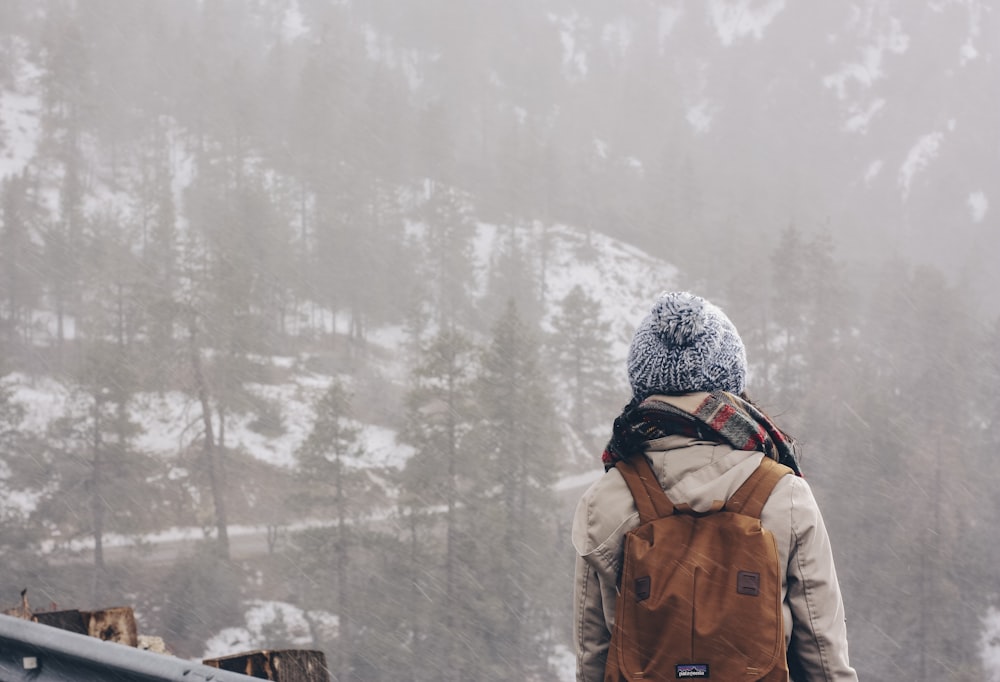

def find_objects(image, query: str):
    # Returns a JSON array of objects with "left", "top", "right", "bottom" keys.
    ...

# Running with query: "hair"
[{"left": 738, "top": 391, "right": 796, "bottom": 444}]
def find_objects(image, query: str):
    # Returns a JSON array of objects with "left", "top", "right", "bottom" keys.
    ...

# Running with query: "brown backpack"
[{"left": 604, "top": 455, "right": 792, "bottom": 682}]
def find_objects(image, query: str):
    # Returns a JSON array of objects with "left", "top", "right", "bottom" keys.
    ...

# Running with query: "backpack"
[{"left": 604, "top": 455, "right": 792, "bottom": 682}]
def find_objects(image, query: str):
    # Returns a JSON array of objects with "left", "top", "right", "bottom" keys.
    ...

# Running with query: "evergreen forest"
[{"left": 0, "top": 2, "right": 998, "bottom": 680}]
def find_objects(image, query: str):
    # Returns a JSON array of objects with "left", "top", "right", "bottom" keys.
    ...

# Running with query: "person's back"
[{"left": 572, "top": 293, "right": 858, "bottom": 681}]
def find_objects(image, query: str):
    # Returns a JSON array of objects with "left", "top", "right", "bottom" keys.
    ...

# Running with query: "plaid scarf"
[{"left": 602, "top": 392, "right": 802, "bottom": 476}]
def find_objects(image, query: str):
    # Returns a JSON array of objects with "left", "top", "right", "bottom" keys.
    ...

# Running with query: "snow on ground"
[
  {"left": 39, "top": 505, "right": 405, "bottom": 556},
  {"left": 129, "top": 374, "right": 413, "bottom": 471},
  {"left": 203, "top": 600, "right": 574, "bottom": 679},
  {"left": 708, "top": 0, "right": 786, "bottom": 46},
  {"left": 129, "top": 391, "right": 201, "bottom": 456},
  {"left": 30, "top": 310, "right": 78, "bottom": 344},
  {"left": 235, "top": 378, "right": 331, "bottom": 469},
  {"left": 4, "top": 218, "right": 671, "bottom": 560},
  {"left": 542, "top": 223, "right": 677, "bottom": 358},
  {"left": 474, "top": 221, "right": 676, "bottom": 362},
  {"left": 968, "top": 190, "right": 989, "bottom": 223},
  {"left": 549, "top": 11, "right": 589, "bottom": 80},
  {"left": 823, "top": 15, "right": 910, "bottom": 100},
  {"left": 899, "top": 131, "right": 945, "bottom": 200},
  {"left": 550, "top": 643, "right": 576, "bottom": 682},
  {"left": 1, "top": 209, "right": 673, "bottom": 676},
  {"left": 4, "top": 217, "right": 669, "bottom": 479},
  {"left": 686, "top": 100, "right": 717, "bottom": 134},
  {"left": 6, "top": 373, "right": 74, "bottom": 434},
  {"left": 864, "top": 159, "right": 883, "bottom": 185},
  {"left": 956, "top": 0, "right": 984, "bottom": 67},
  {"left": 0, "top": 45, "right": 42, "bottom": 181},
  {"left": 203, "top": 600, "right": 338, "bottom": 661},
  {"left": 355, "top": 423, "right": 414, "bottom": 470},
  {"left": 843, "top": 98, "right": 885, "bottom": 134},
  {"left": 39, "top": 521, "right": 272, "bottom": 555},
  {"left": 823, "top": 14, "right": 910, "bottom": 134},
  {"left": 281, "top": 0, "right": 308, "bottom": 43},
  {"left": 6, "top": 366, "right": 413, "bottom": 473}
]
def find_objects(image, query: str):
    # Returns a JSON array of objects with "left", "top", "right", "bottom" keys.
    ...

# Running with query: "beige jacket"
[{"left": 572, "top": 396, "right": 858, "bottom": 682}]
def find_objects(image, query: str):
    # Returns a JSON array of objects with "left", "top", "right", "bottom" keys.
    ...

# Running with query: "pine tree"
[
  {"left": 37, "top": 7, "right": 94, "bottom": 368},
  {"left": 133, "top": 128, "right": 182, "bottom": 388},
  {"left": 31, "top": 204, "right": 164, "bottom": 601},
  {"left": 769, "top": 223, "right": 810, "bottom": 397},
  {"left": 33, "top": 358, "right": 161, "bottom": 605},
  {"left": 764, "top": 223, "right": 850, "bottom": 413},
  {"left": 465, "top": 300, "right": 563, "bottom": 680},
  {"left": 0, "top": 172, "right": 43, "bottom": 352},
  {"left": 332, "top": 171, "right": 409, "bottom": 346},
  {"left": 418, "top": 185, "right": 478, "bottom": 330},
  {"left": 176, "top": 165, "right": 234, "bottom": 558},
  {"left": 291, "top": 20, "right": 364, "bottom": 339},
  {"left": 839, "top": 261, "right": 981, "bottom": 679},
  {"left": 970, "top": 315, "right": 1000, "bottom": 612},
  {"left": 397, "top": 326, "right": 478, "bottom": 681},
  {"left": 181, "top": 147, "right": 297, "bottom": 556},
  {"left": 483, "top": 228, "right": 543, "bottom": 327},
  {"left": 183, "top": 307, "right": 231, "bottom": 560},
  {"left": 0, "top": 374, "right": 43, "bottom": 585},
  {"left": 548, "top": 285, "right": 615, "bottom": 440},
  {"left": 293, "top": 378, "right": 384, "bottom": 682}
]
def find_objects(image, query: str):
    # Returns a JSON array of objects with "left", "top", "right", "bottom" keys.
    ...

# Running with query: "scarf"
[{"left": 601, "top": 391, "right": 802, "bottom": 476}]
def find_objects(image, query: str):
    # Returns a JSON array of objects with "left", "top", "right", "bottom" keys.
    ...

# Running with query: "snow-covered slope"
[
  {"left": 0, "top": 41, "right": 42, "bottom": 181},
  {"left": 5, "top": 217, "right": 674, "bottom": 476}
]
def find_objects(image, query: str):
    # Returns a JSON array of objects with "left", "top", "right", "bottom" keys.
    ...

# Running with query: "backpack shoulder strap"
[
  {"left": 615, "top": 456, "right": 674, "bottom": 524},
  {"left": 725, "top": 457, "right": 793, "bottom": 519}
]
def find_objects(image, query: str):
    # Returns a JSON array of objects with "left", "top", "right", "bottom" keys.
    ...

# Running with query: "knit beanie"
[{"left": 627, "top": 291, "right": 747, "bottom": 399}]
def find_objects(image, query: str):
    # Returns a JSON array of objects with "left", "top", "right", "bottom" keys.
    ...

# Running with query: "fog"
[{"left": 0, "top": 1, "right": 998, "bottom": 680}]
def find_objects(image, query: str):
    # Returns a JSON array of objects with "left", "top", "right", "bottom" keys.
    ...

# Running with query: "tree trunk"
[
  {"left": 443, "top": 367, "right": 458, "bottom": 682},
  {"left": 335, "top": 450, "right": 349, "bottom": 682},
  {"left": 91, "top": 397, "right": 105, "bottom": 604},
  {"left": 189, "top": 318, "right": 230, "bottom": 559}
]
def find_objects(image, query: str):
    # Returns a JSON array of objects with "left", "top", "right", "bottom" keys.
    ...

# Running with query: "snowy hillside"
[
  {"left": 1, "top": 213, "right": 672, "bottom": 681},
  {"left": 6, "top": 218, "right": 674, "bottom": 473}
]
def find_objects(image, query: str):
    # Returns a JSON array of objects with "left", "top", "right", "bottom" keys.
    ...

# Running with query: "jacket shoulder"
[{"left": 571, "top": 467, "right": 638, "bottom": 561}]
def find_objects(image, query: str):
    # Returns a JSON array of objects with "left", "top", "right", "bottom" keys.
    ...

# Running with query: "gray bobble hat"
[{"left": 627, "top": 291, "right": 747, "bottom": 399}]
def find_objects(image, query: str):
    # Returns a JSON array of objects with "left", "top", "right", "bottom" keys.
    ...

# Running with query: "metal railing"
[{"left": 0, "top": 614, "right": 257, "bottom": 682}]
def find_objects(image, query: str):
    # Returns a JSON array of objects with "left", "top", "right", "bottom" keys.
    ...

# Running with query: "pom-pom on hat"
[{"left": 627, "top": 291, "right": 747, "bottom": 399}]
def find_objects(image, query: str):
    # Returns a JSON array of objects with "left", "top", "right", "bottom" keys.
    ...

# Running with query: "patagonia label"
[{"left": 676, "top": 664, "right": 709, "bottom": 678}]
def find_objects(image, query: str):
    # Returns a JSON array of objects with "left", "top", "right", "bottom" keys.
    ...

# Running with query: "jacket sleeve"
[
  {"left": 574, "top": 554, "right": 611, "bottom": 682},
  {"left": 786, "top": 477, "right": 859, "bottom": 681},
  {"left": 573, "top": 486, "right": 628, "bottom": 682}
]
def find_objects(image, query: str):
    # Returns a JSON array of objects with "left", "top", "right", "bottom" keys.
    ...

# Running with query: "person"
[{"left": 572, "top": 291, "right": 858, "bottom": 681}]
